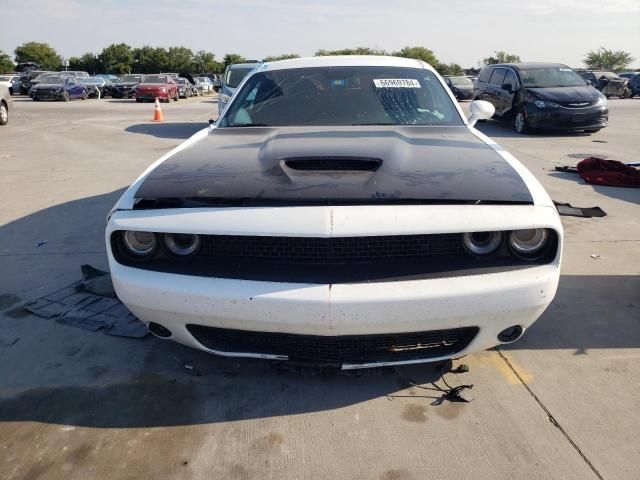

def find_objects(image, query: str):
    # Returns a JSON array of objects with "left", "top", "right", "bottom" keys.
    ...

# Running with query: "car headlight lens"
[
  {"left": 508, "top": 229, "right": 550, "bottom": 258},
  {"left": 534, "top": 100, "right": 560, "bottom": 109},
  {"left": 595, "top": 95, "right": 607, "bottom": 107},
  {"left": 163, "top": 233, "right": 200, "bottom": 256},
  {"left": 122, "top": 231, "right": 157, "bottom": 257},
  {"left": 462, "top": 231, "right": 503, "bottom": 256}
]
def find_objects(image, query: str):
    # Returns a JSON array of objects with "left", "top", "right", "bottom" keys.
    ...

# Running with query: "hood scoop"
[
  {"left": 280, "top": 156, "right": 382, "bottom": 186},
  {"left": 283, "top": 156, "right": 382, "bottom": 172}
]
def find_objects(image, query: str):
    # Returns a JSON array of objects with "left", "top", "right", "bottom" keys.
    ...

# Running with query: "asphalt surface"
[{"left": 0, "top": 94, "right": 638, "bottom": 480}]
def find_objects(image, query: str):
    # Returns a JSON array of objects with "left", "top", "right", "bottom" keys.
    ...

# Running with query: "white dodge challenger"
[{"left": 106, "top": 56, "right": 562, "bottom": 369}]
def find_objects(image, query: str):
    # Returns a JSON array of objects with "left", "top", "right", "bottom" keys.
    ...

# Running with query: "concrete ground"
[{"left": 0, "top": 94, "right": 638, "bottom": 480}]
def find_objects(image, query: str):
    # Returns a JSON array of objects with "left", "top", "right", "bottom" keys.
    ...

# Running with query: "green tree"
[
  {"left": 14, "top": 42, "right": 62, "bottom": 70},
  {"left": 165, "top": 47, "right": 194, "bottom": 72},
  {"left": 584, "top": 48, "right": 634, "bottom": 72},
  {"left": 482, "top": 51, "right": 521, "bottom": 65},
  {"left": 0, "top": 51, "right": 15, "bottom": 73},
  {"left": 393, "top": 46, "right": 438, "bottom": 66},
  {"left": 192, "top": 50, "right": 219, "bottom": 73},
  {"left": 133, "top": 46, "right": 169, "bottom": 74},
  {"left": 99, "top": 43, "right": 134, "bottom": 74},
  {"left": 437, "top": 62, "right": 464, "bottom": 76},
  {"left": 263, "top": 53, "right": 300, "bottom": 62},
  {"left": 69, "top": 53, "right": 100, "bottom": 74},
  {"left": 223, "top": 53, "right": 246, "bottom": 68},
  {"left": 315, "top": 47, "right": 387, "bottom": 56}
]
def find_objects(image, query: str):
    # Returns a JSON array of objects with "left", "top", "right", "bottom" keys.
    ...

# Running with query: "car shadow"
[
  {"left": 0, "top": 190, "right": 638, "bottom": 428},
  {"left": 475, "top": 119, "right": 595, "bottom": 139},
  {"left": 126, "top": 122, "right": 209, "bottom": 139},
  {"left": 548, "top": 171, "right": 640, "bottom": 205}
]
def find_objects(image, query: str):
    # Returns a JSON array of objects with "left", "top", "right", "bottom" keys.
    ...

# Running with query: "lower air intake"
[{"left": 186, "top": 325, "right": 479, "bottom": 367}]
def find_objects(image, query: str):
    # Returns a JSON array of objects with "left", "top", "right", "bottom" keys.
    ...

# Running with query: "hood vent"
[{"left": 283, "top": 156, "right": 382, "bottom": 172}]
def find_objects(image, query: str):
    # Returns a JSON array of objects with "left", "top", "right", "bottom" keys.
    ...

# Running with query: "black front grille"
[
  {"left": 199, "top": 234, "right": 463, "bottom": 264},
  {"left": 186, "top": 325, "right": 479, "bottom": 367},
  {"left": 557, "top": 100, "right": 598, "bottom": 108},
  {"left": 112, "top": 231, "right": 557, "bottom": 283}
]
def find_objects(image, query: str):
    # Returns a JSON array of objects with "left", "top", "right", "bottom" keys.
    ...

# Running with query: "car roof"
[
  {"left": 257, "top": 55, "right": 435, "bottom": 73},
  {"left": 485, "top": 62, "right": 570, "bottom": 70}
]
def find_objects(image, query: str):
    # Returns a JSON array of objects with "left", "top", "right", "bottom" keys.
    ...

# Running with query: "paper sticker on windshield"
[{"left": 374, "top": 79, "right": 421, "bottom": 88}]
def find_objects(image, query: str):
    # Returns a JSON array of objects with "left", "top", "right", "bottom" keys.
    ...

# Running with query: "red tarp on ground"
[{"left": 577, "top": 157, "right": 640, "bottom": 188}]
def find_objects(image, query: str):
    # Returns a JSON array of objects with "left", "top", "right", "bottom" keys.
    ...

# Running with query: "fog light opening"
[
  {"left": 498, "top": 325, "right": 523, "bottom": 343},
  {"left": 148, "top": 322, "right": 172, "bottom": 339}
]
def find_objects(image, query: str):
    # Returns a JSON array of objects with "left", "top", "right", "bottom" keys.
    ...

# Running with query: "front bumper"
[
  {"left": 454, "top": 89, "right": 474, "bottom": 100},
  {"left": 526, "top": 104, "right": 608, "bottom": 131},
  {"left": 32, "top": 90, "right": 64, "bottom": 101},
  {"left": 106, "top": 204, "right": 562, "bottom": 368},
  {"left": 137, "top": 90, "right": 171, "bottom": 100}
]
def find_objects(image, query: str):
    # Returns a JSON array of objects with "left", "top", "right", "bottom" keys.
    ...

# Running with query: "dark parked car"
[
  {"left": 474, "top": 63, "right": 608, "bottom": 134},
  {"left": 628, "top": 74, "right": 640, "bottom": 97},
  {"left": 575, "top": 70, "right": 631, "bottom": 98},
  {"left": 175, "top": 77, "right": 195, "bottom": 98},
  {"left": 78, "top": 77, "right": 109, "bottom": 98},
  {"left": 15, "top": 70, "right": 54, "bottom": 95},
  {"left": 106, "top": 74, "right": 142, "bottom": 98},
  {"left": 618, "top": 72, "right": 637, "bottom": 79},
  {"left": 443, "top": 75, "right": 474, "bottom": 100},
  {"left": 30, "top": 76, "right": 89, "bottom": 101}
]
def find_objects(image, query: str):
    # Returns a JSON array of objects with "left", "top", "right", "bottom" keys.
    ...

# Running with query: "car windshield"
[
  {"left": 119, "top": 75, "right": 141, "bottom": 82},
  {"left": 176, "top": 78, "right": 188, "bottom": 84},
  {"left": 225, "top": 67, "right": 254, "bottom": 88},
  {"left": 220, "top": 66, "right": 463, "bottom": 127},
  {"left": 42, "top": 77, "right": 66, "bottom": 85},
  {"left": 519, "top": 68, "right": 586, "bottom": 87},
  {"left": 142, "top": 75, "right": 169, "bottom": 84},
  {"left": 196, "top": 77, "right": 208, "bottom": 82},
  {"left": 79, "top": 78, "right": 100, "bottom": 84},
  {"left": 449, "top": 76, "right": 473, "bottom": 86}
]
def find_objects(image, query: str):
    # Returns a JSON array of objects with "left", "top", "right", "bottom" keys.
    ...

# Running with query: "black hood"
[
  {"left": 135, "top": 126, "right": 533, "bottom": 205},
  {"left": 113, "top": 81, "right": 139, "bottom": 87},
  {"left": 527, "top": 85, "right": 601, "bottom": 103},
  {"left": 33, "top": 83, "right": 65, "bottom": 89}
]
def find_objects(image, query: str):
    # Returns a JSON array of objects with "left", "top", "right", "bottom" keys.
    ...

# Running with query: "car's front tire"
[
  {"left": 513, "top": 108, "right": 530, "bottom": 134},
  {"left": 0, "top": 102, "right": 8, "bottom": 125},
  {"left": 81, "top": 90, "right": 88, "bottom": 100}
]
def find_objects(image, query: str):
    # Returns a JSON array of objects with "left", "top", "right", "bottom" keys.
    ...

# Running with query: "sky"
[{"left": 2, "top": 0, "right": 639, "bottom": 69}]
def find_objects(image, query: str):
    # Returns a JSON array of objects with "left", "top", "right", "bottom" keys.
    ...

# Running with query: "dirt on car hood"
[{"left": 134, "top": 126, "right": 533, "bottom": 205}]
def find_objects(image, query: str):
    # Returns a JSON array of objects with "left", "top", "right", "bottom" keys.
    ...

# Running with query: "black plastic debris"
[
  {"left": 554, "top": 201, "right": 607, "bottom": 218},
  {"left": 23, "top": 265, "right": 148, "bottom": 338}
]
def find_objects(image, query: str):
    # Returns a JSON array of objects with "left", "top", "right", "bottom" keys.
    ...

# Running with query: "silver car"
[{"left": 1, "top": 85, "right": 10, "bottom": 125}]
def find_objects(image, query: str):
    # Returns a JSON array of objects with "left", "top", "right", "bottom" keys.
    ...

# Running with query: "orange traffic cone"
[{"left": 152, "top": 97, "right": 165, "bottom": 122}]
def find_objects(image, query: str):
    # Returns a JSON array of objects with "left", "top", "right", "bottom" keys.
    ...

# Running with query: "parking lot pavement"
[{"left": 0, "top": 97, "right": 638, "bottom": 480}]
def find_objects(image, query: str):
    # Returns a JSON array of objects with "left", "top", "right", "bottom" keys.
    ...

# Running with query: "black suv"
[{"left": 474, "top": 63, "right": 608, "bottom": 134}]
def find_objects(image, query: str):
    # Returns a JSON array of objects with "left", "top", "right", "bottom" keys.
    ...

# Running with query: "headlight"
[
  {"left": 163, "top": 233, "right": 200, "bottom": 256},
  {"left": 595, "top": 95, "right": 607, "bottom": 107},
  {"left": 462, "top": 231, "right": 503, "bottom": 256},
  {"left": 534, "top": 100, "right": 560, "bottom": 109},
  {"left": 122, "top": 231, "right": 157, "bottom": 257},
  {"left": 508, "top": 229, "right": 550, "bottom": 259}
]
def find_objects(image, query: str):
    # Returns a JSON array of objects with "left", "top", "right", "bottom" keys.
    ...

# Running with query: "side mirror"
[
  {"left": 468, "top": 100, "right": 495, "bottom": 127},
  {"left": 501, "top": 83, "right": 513, "bottom": 93}
]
